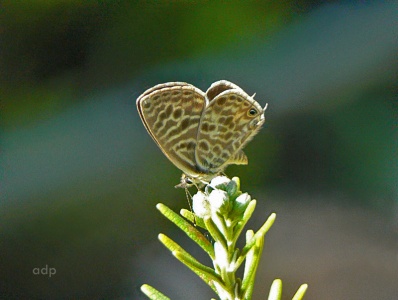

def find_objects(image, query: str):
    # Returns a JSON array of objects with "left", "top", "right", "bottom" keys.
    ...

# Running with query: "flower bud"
[
  {"left": 208, "top": 189, "right": 230, "bottom": 214},
  {"left": 226, "top": 179, "right": 238, "bottom": 197},
  {"left": 235, "top": 192, "right": 251, "bottom": 206},
  {"left": 231, "top": 193, "right": 251, "bottom": 217},
  {"left": 192, "top": 191, "right": 210, "bottom": 217},
  {"left": 210, "top": 176, "right": 230, "bottom": 189}
]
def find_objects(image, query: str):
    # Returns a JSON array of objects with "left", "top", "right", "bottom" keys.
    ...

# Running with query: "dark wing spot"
[
  {"left": 224, "top": 132, "right": 233, "bottom": 140},
  {"left": 165, "top": 105, "right": 173, "bottom": 116},
  {"left": 173, "top": 108, "right": 182, "bottom": 119},
  {"left": 175, "top": 142, "right": 185, "bottom": 150},
  {"left": 181, "top": 118, "right": 190, "bottom": 130},
  {"left": 213, "top": 145, "right": 222, "bottom": 155},
  {"left": 143, "top": 101, "right": 150, "bottom": 109},
  {"left": 167, "top": 128, "right": 178, "bottom": 138},
  {"left": 217, "top": 97, "right": 227, "bottom": 106},
  {"left": 200, "top": 159, "right": 210, "bottom": 168},
  {"left": 206, "top": 83, "right": 233, "bottom": 101},
  {"left": 224, "top": 116, "right": 233, "bottom": 125},
  {"left": 187, "top": 141, "right": 196, "bottom": 150},
  {"left": 208, "top": 124, "right": 216, "bottom": 131},
  {"left": 215, "top": 158, "right": 224, "bottom": 164},
  {"left": 213, "top": 105, "right": 222, "bottom": 113},
  {"left": 159, "top": 112, "right": 167, "bottom": 121},
  {"left": 199, "top": 141, "right": 209, "bottom": 151}
]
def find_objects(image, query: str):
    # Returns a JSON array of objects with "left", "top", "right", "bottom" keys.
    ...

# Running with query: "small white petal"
[
  {"left": 192, "top": 191, "right": 210, "bottom": 217},
  {"left": 229, "top": 193, "right": 252, "bottom": 218},
  {"left": 235, "top": 193, "right": 251, "bottom": 206},
  {"left": 210, "top": 176, "right": 230, "bottom": 188},
  {"left": 208, "top": 190, "right": 229, "bottom": 212}
]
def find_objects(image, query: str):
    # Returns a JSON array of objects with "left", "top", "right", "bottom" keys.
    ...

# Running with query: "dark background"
[{"left": 1, "top": 1, "right": 397, "bottom": 299}]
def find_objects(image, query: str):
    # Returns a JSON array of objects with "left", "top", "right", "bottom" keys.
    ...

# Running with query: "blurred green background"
[{"left": 1, "top": 1, "right": 397, "bottom": 299}]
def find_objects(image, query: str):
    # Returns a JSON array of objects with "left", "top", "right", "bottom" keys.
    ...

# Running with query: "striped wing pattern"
[
  {"left": 137, "top": 82, "right": 206, "bottom": 178},
  {"left": 136, "top": 80, "right": 266, "bottom": 184},
  {"left": 195, "top": 83, "right": 265, "bottom": 174}
]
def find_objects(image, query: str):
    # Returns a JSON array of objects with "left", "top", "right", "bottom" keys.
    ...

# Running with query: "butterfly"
[{"left": 136, "top": 80, "right": 266, "bottom": 187}]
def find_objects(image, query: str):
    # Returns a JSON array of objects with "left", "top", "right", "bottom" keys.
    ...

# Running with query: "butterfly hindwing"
[{"left": 195, "top": 85, "right": 265, "bottom": 174}]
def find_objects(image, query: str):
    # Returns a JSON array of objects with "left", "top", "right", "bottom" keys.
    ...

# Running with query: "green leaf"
[
  {"left": 232, "top": 199, "right": 257, "bottom": 243},
  {"left": 157, "top": 203, "right": 214, "bottom": 259},
  {"left": 204, "top": 216, "right": 227, "bottom": 250},
  {"left": 237, "top": 213, "right": 276, "bottom": 266},
  {"left": 158, "top": 233, "right": 198, "bottom": 262},
  {"left": 213, "top": 211, "right": 231, "bottom": 240},
  {"left": 231, "top": 176, "right": 241, "bottom": 191},
  {"left": 173, "top": 251, "right": 223, "bottom": 294},
  {"left": 180, "top": 208, "right": 206, "bottom": 229},
  {"left": 241, "top": 230, "right": 264, "bottom": 299},
  {"left": 158, "top": 234, "right": 219, "bottom": 293},
  {"left": 292, "top": 284, "right": 308, "bottom": 300},
  {"left": 268, "top": 279, "right": 282, "bottom": 300},
  {"left": 140, "top": 284, "right": 170, "bottom": 300}
]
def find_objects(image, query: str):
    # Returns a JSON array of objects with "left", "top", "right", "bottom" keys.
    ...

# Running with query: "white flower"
[
  {"left": 208, "top": 189, "right": 229, "bottom": 213},
  {"left": 235, "top": 193, "right": 251, "bottom": 207},
  {"left": 192, "top": 191, "right": 210, "bottom": 217},
  {"left": 210, "top": 176, "right": 230, "bottom": 188}
]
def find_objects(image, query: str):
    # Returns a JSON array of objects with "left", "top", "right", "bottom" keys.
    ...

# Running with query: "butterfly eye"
[{"left": 248, "top": 108, "right": 257, "bottom": 116}]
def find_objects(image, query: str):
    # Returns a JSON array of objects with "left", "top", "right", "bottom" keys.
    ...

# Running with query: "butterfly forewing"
[
  {"left": 137, "top": 83, "right": 207, "bottom": 177},
  {"left": 195, "top": 88, "right": 265, "bottom": 174}
]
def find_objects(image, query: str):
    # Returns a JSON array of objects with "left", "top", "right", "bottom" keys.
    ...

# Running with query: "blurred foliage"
[{"left": 1, "top": 0, "right": 294, "bottom": 129}]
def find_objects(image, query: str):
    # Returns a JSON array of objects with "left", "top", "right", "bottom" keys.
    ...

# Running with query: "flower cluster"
[
  {"left": 190, "top": 176, "right": 262, "bottom": 299},
  {"left": 192, "top": 176, "right": 251, "bottom": 220}
]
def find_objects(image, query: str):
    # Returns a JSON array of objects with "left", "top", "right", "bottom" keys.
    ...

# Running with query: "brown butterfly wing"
[
  {"left": 137, "top": 82, "right": 207, "bottom": 178},
  {"left": 195, "top": 83, "right": 265, "bottom": 174}
]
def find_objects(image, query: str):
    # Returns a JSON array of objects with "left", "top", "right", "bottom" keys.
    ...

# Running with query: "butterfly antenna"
[
  {"left": 184, "top": 187, "right": 202, "bottom": 226},
  {"left": 184, "top": 186, "right": 194, "bottom": 209},
  {"left": 249, "top": 93, "right": 267, "bottom": 112}
]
